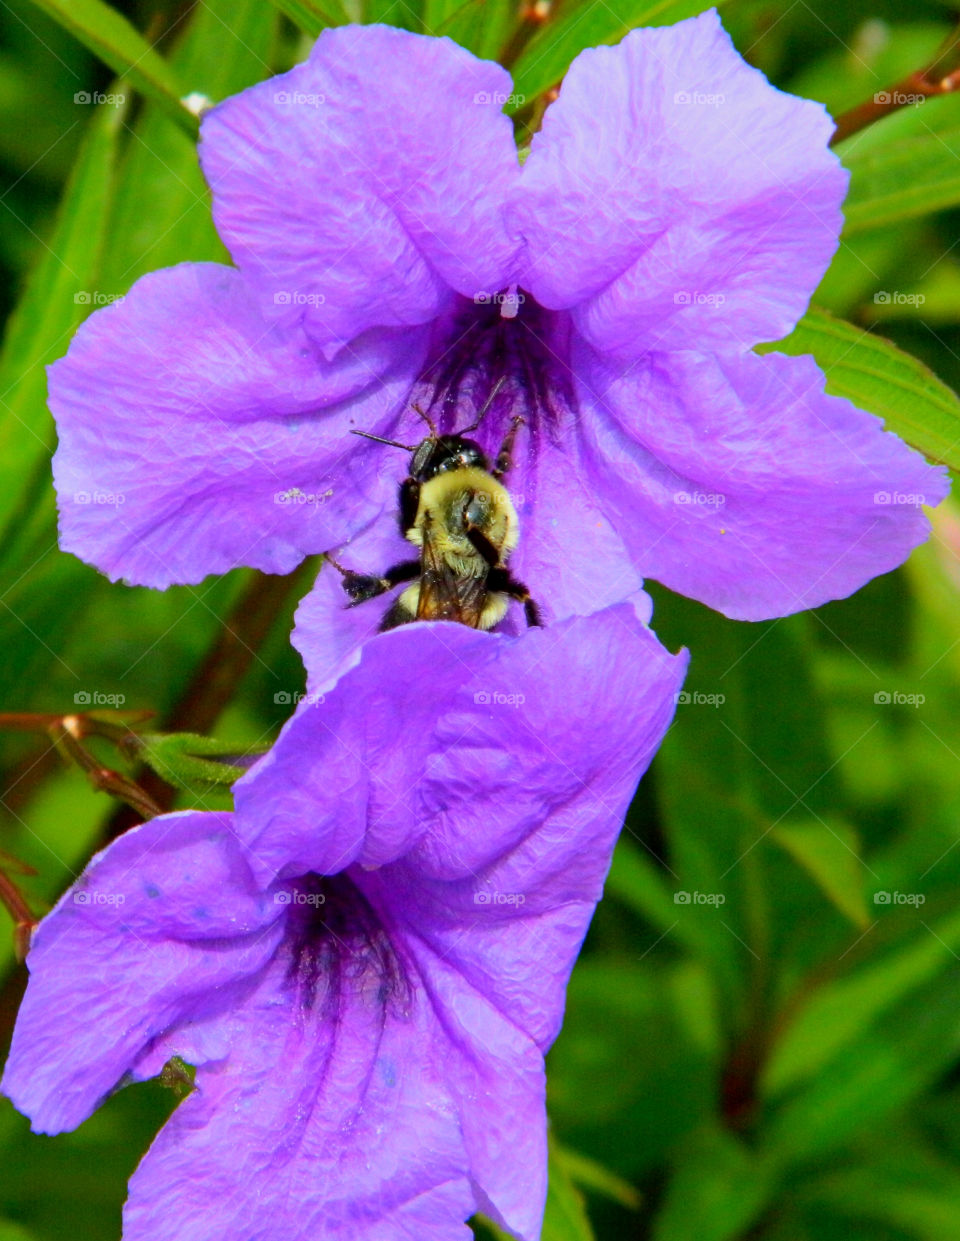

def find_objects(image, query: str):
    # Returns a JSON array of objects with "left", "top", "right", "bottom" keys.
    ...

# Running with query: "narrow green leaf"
[
  {"left": 762, "top": 306, "right": 960, "bottom": 470},
  {"left": 838, "top": 94, "right": 960, "bottom": 236},
  {"left": 542, "top": 1146, "right": 596, "bottom": 1241},
  {"left": 770, "top": 820, "right": 869, "bottom": 930},
  {"left": 268, "top": 0, "right": 347, "bottom": 36},
  {"left": 766, "top": 964, "right": 960, "bottom": 1162},
  {"left": 653, "top": 1122, "right": 776, "bottom": 1241},
  {"left": 139, "top": 732, "right": 266, "bottom": 791},
  {"left": 508, "top": 0, "right": 727, "bottom": 113},
  {"left": 0, "top": 1222, "right": 36, "bottom": 1241},
  {"left": 365, "top": 0, "right": 422, "bottom": 31},
  {"left": 102, "top": 0, "right": 278, "bottom": 293},
  {"left": 809, "top": 1148, "right": 960, "bottom": 1241},
  {"left": 550, "top": 1140, "right": 641, "bottom": 1210},
  {"left": 606, "top": 837, "right": 679, "bottom": 934},
  {"left": 0, "top": 90, "right": 123, "bottom": 556},
  {"left": 429, "top": 0, "right": 516, "bottom": 58},
  {"left": 764, "top": 905, "right": 960, "bottom": 1099},
  {"left": 22, "top": 0, "right": 194, "bottom": 130}
]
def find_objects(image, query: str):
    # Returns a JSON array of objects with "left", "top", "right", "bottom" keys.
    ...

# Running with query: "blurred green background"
[{"left": 4, "top": 0, "right": 960, "bottom": 1238}]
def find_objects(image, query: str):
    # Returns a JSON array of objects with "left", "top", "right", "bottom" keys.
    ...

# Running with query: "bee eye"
[{"left": 411, "top": 444, "right": 432, "bottom": 476}]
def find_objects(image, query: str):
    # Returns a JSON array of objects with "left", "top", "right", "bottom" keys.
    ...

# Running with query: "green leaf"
[
  {"left": 652, "top": 1122, "right": 776, "bottom": 1241},
  {"left": 22, "top": 0, "right": 194, "bottom": 130},
  {"left": 806, "top": 1143, "right": 960, "bottom": 1241},
  {"left": 766, "top": 961, "right": 960, "bottom": 1163},
  {"left": 606, "top": 837, "right": 679, "bottom": 934},
  {"left": 268, "top": 0, "right": 347, "bottom": 36},
  {"left": 787, "top": 22, "right": 947, "bottom": 119},
  {"left": 139, "top": 732, "right": 267, "bottom": 791},
  {"left": 761, "top": 307, "right": 960, "bottom": 470},
  {"left": 838, "top": 94, "right": 960, "bottom": 236},
  {"left": 426, "top": 0, "right": 517, "bottom": 59},
  {"left": 101, "top": 0, "right": 278, "bottom": 293},
  {"left": 0, "top": 1222, "right": 36, "bottom": 1241},
  {"left": 365, "top": 0, "right": 422, "bottom": 31},
  {"left": 508, "top": 0, "right": 727, "bottom": 114},
  {"left": 542, "top": 1144, "right": 596, "bottom": 1241},
  {"left": 0, "top": 88, "right": 122, "bottom": 559},
  {"left": 546, "top": 961, "right": 714, "bottom": 1174},
  {"left": 647, "top": 596, "right": 842, "bottom": 1022},
  {"left": 770, "top": 820, "right": 869, "bottom": 929},
  {"left": 550, "top": 1140, "right": 641, "bottom": 1210},
  {"left": 763, "top": 906, "right": 960, "bottom": 1100}
]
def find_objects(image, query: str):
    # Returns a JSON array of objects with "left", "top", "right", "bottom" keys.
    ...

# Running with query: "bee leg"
[
  {"left": 326, "top": 555, "right": 420, "bottom": 606},
  {"left": 487, "top": 568, "right": 542, "bottom": 627},
  {"left": 491, "top": 415, "right": 525, "bottom": 482},
  {"left": 465, "top": 526, "right": 501, "bottom": 568},
  {"left": 398, "top": 478, "right": 420, "bottom": 537}
]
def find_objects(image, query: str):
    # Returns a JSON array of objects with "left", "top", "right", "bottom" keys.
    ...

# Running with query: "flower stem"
[{"left": 832, "top": 22, "right": 960, "bottom": 145}]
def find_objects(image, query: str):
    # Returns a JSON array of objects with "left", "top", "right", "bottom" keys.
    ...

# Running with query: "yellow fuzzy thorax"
[{"left": 405, "top": 467, "right": 520, "bottom": 564}]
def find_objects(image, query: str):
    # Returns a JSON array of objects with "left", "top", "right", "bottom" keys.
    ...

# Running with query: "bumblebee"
[{"left": 330, "top": 390, "right": 541, "bottom": 631}]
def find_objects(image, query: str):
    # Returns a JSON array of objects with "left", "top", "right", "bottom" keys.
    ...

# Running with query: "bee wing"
[{"left": 416, "top": 513, "right": 487, "bottom": 628}]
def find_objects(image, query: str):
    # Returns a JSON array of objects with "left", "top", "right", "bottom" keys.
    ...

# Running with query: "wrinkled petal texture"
[
  {"left": 200, "top": 25, "right": 521, "bottom": 351},
  {"left": 238, "top": 600, "right": 686, "bottom": 895},
  {"left": 292, "top": 522, "right": 420, "bottom": 700},
  {"left": 2, "top": 812, "right": 576, "bottom": 1240},
  {"left": 577, "top": 345, "right": 950, "bottom": 620},
  {"left": 233, "top": 604, "right": 685, "bottom": 1233},
  {"left": 513, "top": 11, "right": 846, "bottom": 355},
  {"left": 1, "top": 812, "right": 281, "bottom": 1133},
  {"left": 395, "top": 609, "right": 686, "bottom": 1047},
  {"left": 234, "top": 626, "right": 488, "bottom": 883},
  {"left": 50, "top": 263, "right": 425, "bottom": 586},
  {"left": 124, "top": 880, "right": 491, "bottom": 1241}
]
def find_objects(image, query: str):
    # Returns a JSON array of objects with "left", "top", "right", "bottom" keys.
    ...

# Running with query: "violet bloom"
[
  {"left": 3, "top": 605, "right": 686, "bottom": 1241},
  {"left": 49, "top": 12, "right": 946, "bottom": 625}
]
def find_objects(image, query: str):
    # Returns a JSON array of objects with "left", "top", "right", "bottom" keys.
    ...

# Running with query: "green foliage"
[
  {"left": 3, "top": 2, "right": 960, "bottom": 1241},
  {"left": 839, "top": 95, "right": 960, "bottom": 236},
  {"left": 20, "top": 0, "right": 195, "bottom": 129},
  {"left": 138, "top": 731, "right": 268, "bottom": 791},
  {"left": 507, "top": 0, "right": 729, "bottom": 111},
  {"left": 764, "top": 307, "right": 960, "bottom": 470}
]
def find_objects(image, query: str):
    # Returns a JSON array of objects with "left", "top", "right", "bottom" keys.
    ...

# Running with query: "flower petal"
[
  {"left": 577, "top": 344, "right": 950, "bottom": 620},
  {"left": 365, "top": 612, "right": 684, "bottom": 1235},
  {"left": 364, "top": 867, "right": 549, "bottom": 1241},
  {"left": 234, "top": 618, "right": 500, "bottom": 883},
  {"left": 1, "top": 812, "right": 281, "bottom": 1134},
  {"left": 122, "top": 868, "right": 542, "bottom": 1241},
  {"left": 199, "top": 25, "right": 521, "bottom": 352},
  {"left": 237, "top": 601, "right": 686, "bottom": 889},
  {"left": 507, "top": 406, "right": 649, "bottom": 623},
  {"left": 370, "top": 609, "right": 683, "bottom": 1061},
  {"left": 50, "top": 262, "right": 426, "bottom": 586},
  {"left": 293, "top": 523, "right": 415, "bottom": 700},
  {"left": 410, "top": 604, "right": 684, "bottom": 881},
  {"left": 513, "top": 11, "right": 846, "bottom": 356}
]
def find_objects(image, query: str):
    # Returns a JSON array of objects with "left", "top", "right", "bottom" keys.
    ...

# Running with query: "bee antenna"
[
  {"left": 460, "top": 376, "right": 507, "bottom": 434},
  {"left": 411, "top": 401, "right": 438, "bottom": 440},
  {"left": 350, "top": 430, "right": 418, "bottom": 452}
]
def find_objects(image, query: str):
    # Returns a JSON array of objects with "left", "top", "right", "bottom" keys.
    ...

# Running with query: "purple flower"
[
  {"left": 49, "top": 13, "right": 947, "bottom": 621},
  {"left": 3, "top": 605, "right": 686, "bottom": 1241}
]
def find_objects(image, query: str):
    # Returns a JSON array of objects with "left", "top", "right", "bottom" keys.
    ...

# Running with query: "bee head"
[{"left": 411, "top": 435, "right": 489, "bottom": 482}]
